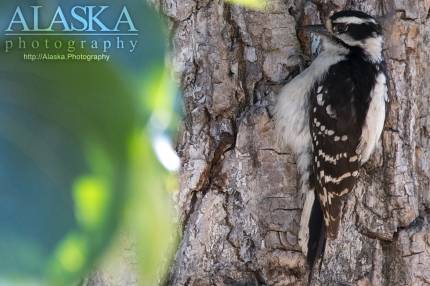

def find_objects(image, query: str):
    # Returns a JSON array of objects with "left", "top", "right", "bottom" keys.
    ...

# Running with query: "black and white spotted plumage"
[
  {"left": 310, "top": 55, "right": 384, "bottom": 239},
  {"left": 274, "top": 10, "right": 387, "bottom": 265}
]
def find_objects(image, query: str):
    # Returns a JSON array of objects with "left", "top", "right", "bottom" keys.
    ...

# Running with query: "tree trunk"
[{"left": 162, "top": 0, "right": 430, "bottom": 285}]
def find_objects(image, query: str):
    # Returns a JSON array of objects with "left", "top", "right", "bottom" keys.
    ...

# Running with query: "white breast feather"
[
  {"left": 274, "top": 49, "right": 345, "bottom": 187},
  {"left": 357, "top": 72, "right": 387, "bottom": 163}
]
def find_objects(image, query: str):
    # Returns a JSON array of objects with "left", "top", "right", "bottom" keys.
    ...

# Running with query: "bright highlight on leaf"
[
  {"left": 142, "top": 66, "right": 181, "bottom": 172},
  {"left": 54, "top": 234, "right": 87, "bottom": 273},
  {"left": 225, "top": 0, "right": 267, "bottom": 9},
  {"left": 73, "top": 177, "right": 110, "bottom": 230},
  {"left": 152, "top": 132, "right": 180, "bottom": 172}
]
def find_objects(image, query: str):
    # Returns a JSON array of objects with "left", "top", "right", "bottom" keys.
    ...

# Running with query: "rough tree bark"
[{"left": 160, "top": 0, "right": 430, "bottom": 285}]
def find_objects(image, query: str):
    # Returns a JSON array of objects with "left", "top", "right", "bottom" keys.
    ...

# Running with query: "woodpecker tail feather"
[
  {"left": 324, "top": 194, "right": 343, "bottom": 240},
  {"left": 307, "top": 191, "right": 325, "bottom": 267}
]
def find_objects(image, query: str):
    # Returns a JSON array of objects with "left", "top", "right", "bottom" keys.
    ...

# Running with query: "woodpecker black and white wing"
[{"left": 309, "top": 58, "right": 381, "bottom": 239}]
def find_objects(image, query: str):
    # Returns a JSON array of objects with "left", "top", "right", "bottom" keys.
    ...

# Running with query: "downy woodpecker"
[{"left": 274, "top": 10, "right": 387, "bottom": 266}]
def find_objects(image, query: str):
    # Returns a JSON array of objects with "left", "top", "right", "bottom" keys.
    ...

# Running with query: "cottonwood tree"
[
  {"left": 86, "top": 0, "right": 430, "bottom": 285},
  {"left": 161, "top": 0, "right": 430, "bottom": 285}
]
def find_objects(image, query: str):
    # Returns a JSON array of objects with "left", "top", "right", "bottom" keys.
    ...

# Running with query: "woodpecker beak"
[{"left": 299, "top": 24, "right": 332, "bottom": 38}]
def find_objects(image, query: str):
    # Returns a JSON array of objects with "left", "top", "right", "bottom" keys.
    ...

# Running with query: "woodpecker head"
[{"left": 303, "top": 10, "right": 383, "bottom": 62}]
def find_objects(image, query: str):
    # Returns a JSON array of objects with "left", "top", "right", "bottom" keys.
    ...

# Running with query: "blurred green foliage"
[
  {"left": 0, "top": 1, "right": 178, "bottom": 285},
  {"left": 225, "top": 0, "right": 267, "bottom": 9},
  {"left": 0, "top": 49, "right": 135, "bottom": 285}
]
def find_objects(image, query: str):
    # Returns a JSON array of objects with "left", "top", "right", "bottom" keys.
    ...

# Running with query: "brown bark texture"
[{"left": 160, "top": 0, "right": 430, "bottom": 285}]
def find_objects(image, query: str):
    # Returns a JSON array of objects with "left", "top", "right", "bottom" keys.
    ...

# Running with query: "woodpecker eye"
[{"left": 333, "top": 23, "right": 349, "bottom": 34}]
